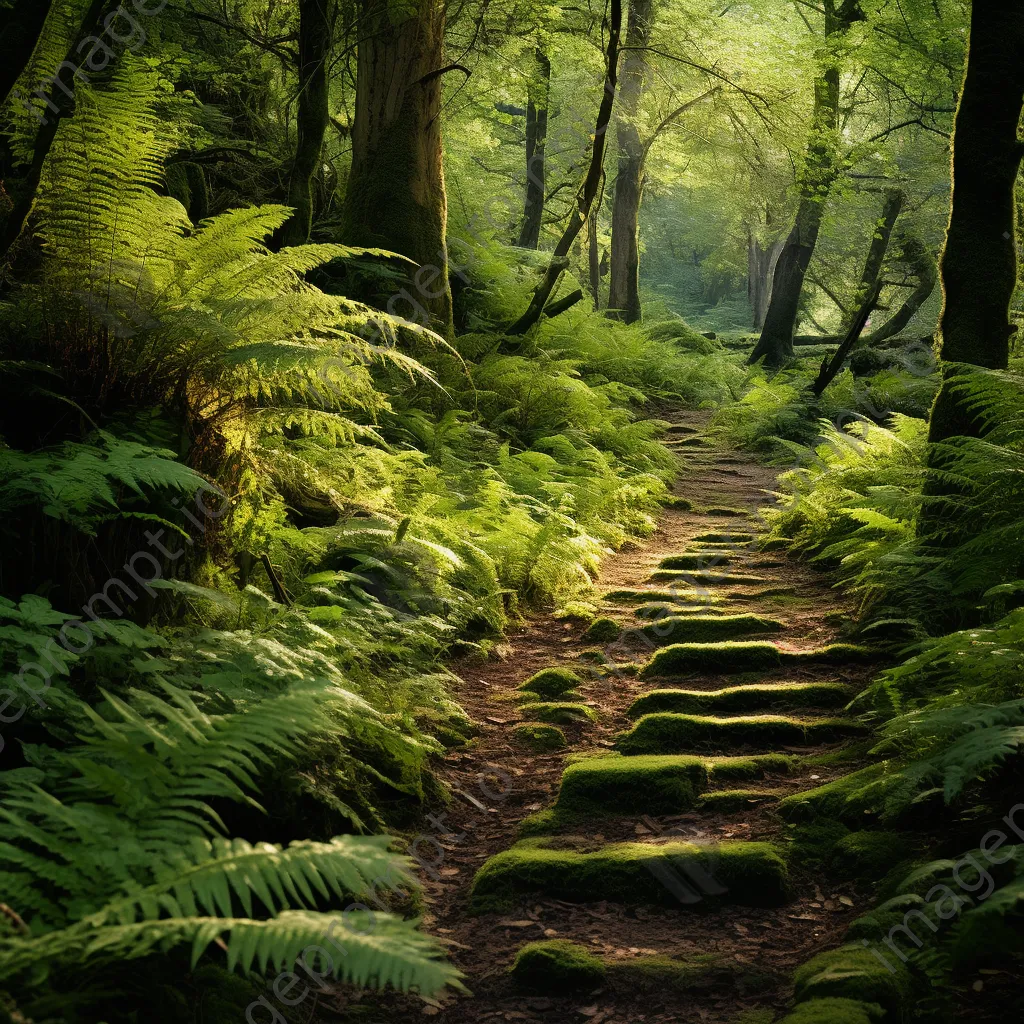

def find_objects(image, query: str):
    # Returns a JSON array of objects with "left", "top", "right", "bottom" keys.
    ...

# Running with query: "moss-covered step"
[
  {"left": 602, "top": 587, "right": 725, "bottom": 605},
  {"left": 792, "top": 944, "right": 913, "bottom": 1019},
  {"left": 777, "top": 764, "right": 906, "bottom": 825},
  {"left": 638, "top": 613, "right": 785, "bottom": 646},
  {"left": 704, "top": 506, "right": 750, "bottom": 518},
  {"left": 629, "top": 681, "right": 851, "bottom": 717},
  {"left": 649, "top": 568, "right": 769, "bottom": 586},
  {"left": 616, "top": 713, "right": 866, "bottom": 754},
  {"left": 581, "top": 617, "right": 621, "bottom": 642},
  {"left": 555, "top": 754, "right": 709, "bottom": 815},
  {"left": 640, "top": 641, "right": 875, "bottom": 678},
  {"left": 659, "top": 552, "right": 736, "bottom": 570},
  {"left": 469, "top": 836, "right": 790, "bottom": 912},
  {"left": 778, "top": 999, "right": 886, "bottom": 1024},
  {"left": 511, "top": 940, "right": 768, "bottom": 995},
  {"left": 692, "top": 532, "right": 755, "bottom": 544},
  {"left": 635, "top": 601, "right": 729, "bottom": 621},
  {"left": 517, "top": 667, "right": 584, "bottom": 698},
  {"left": 698, "top": 789, "right": 784, "bottom": 813},
  {"left": 708, "top": 752, "right": 796, "bottom": 780},
  {"left": 512, "top": 723, "right": 567, "bottom": 752},
  {"left": 520, "top": 701, "right": 598, "bottom": 725}
]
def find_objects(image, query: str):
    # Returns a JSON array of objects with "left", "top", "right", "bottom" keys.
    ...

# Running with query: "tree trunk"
[
  {"left": 606, "top": 0, "right": 654, "bottom": 324},
  {"left": 515, "top": 49, "right": 550, "bottom": 250},
  {"left": 274, "top": 0, "right": 332, "bottom": 249},
  {"left": 748, "top": 230, "right": 784, "bottom": 330},
  {"left": 341, "top": 0, "right": 453, "bottom": 337},
  {"left": 811, "top": 188, "right": 904, "bottom": 395},
  {"left": 748, "top": 0, "right": 863, "bottom": 366},
  {"left": 860, "top": 230, "right": 936, "bottom": 345},
  {"left": 507, "top": 0, "right": 623, "bottom": 336},
  {"left": 0, "top": 0, "right": 55, "bottom": 108},
  {"left": 926, "top": 0, "right": 1024, "bottom": 445}
]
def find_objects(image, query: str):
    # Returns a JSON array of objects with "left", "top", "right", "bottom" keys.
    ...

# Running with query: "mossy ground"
[
  {"left": 791, "top": 945, "right": 913, "bottom": 1016},
  {"left": 510, "top": 940, "right": 605, "bottom": 990},
  {"left": 556, "top": 753, "right": 708, "bottom": 814},
  {"left": 617, "top": 713, "right": 865, "bottom": 754},
  {"left": 628, "top": 681, "right": 850, "bottom": 717},
  {"left": 512, "top": 723, "right": 567, "bottom": 751},
  {"left": 639, "top": 613, "right": 785, "bottom": 645},
  {"left": 829, "top": 831, "right": 915, "bottom": 879},
  {"left": 469, "top": 837, "right": 790, "bottom": 912},
  {"left": 778, "top": 998, "right": 886, "bottom": 1024},
  {"left": 698, "top": 789, "right": 784, "bottom": 813},
  {"left": 778, "top": 764, "right": 901, "bottom": 824},
  {"left": 582, "top": 616, "right": 622, "bottom": 642},
  {"left": 518, "top": 667, "right": 585, "bottom": 698},
  {"left": 520, "top": 701, "right": 598, "bottom": 725}
]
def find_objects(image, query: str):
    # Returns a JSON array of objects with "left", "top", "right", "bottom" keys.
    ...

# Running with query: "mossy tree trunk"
[
  {"left": 606, "top": 0, "right": 654, "bottom": 324},
  {"left": 748, "top": 0, "right": 864, "bottom": 366},
  {"left": 342, "top": 0, "right": 454, "bottom": 338},
  {"left": 516, "top": 49, "right": 550, "bottom": 250},
  {"left": 926, "top": 0, "right": 1024, "bottom": 445},
  {"left": 274, "top": 0, "right": 333, "bottom": 250},
  {"left": 860, "top": 229, "right": 936, "bottom": 345}
]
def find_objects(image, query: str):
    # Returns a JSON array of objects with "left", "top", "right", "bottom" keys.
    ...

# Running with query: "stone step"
[
  {"left": 649, "top": 568, "right": 769, "bottom": 586},
  {"left": 628, "top": 681, "right": 852, "bottom": 718},
  {"left": 616, "top": 713, "right": 867, "bottom": 755},
  {"left": 640, "top": 641, "right": 873, "bottom": 677},
  {"left": 469, "top": 836, "right": 790, "bottom": 912},
  {"left": 636, "top": 613, "right": 785, "bottom": 646},
  {"left": 659, "top": 552, "right": 736, "bottom": 570}
]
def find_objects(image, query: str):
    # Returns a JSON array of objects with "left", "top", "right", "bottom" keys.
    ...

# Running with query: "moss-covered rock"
[
  {"left": 709, "top": 753, "right": 797, "bottom": 780},
  {"left": 617, "top": 713, "right": 864, "bottom": 754},
  {"left": 603, "top": 587, "right": 721, "bottom": 604},
  {"left": 698, "top": 789, "right": 784, "bottom": 813},
  {"left": 792, "top": 945, "right": 913, "bottom": 1017},
  {"left": 845, "top": 894, "right": 929, "bottom": 945},
  {"left": 778, "top": 765, "right": 902, "bottom": 825},
  {"left": 705, "top": 506, "right": 750, "bottom": 517},
  {"left": 636, "top": 601, "right": 728, "bottom": 621},
  {"left": 830, "top": 831, "right": 913, "bottom": 879},
  {"left": 469, "top": 837, "right": 790, "bottom": 912},
  {"left": 650, "top": 569, "right": 769, "bottom": 586},
  {"left": 556, "top": 754, "right": 708, "bottom": 814},
  {"left": 778, "top": 998, "right": 886, "bottom": 1024},
  {"left": 577, "top": 649, "right": 609, "bottom": 664},
  {"left": 783, "top": 644, "right": 876, "bottom": 665},
  {"left": 521, "top": 701, "right": 598, "bottom": 725},
  {"left": 518, "top": 667, "right": 584, "bottom": 698},
  {"left": 639, "top": 614, "right": 785, "bottom": 646},
  {"left": 785, "top": 822, "right": 852, "bottom": 870},
  {"left": 510, "top": 940, "right": 605, "bottom": 991},
  {"left": 693, "top": 532, "right": 755, "bottom": 544},
  {"left": 629, "top": 681, "right": 850, "bottom": 717},
  {"left": 582, "top": 617, "right": 622, "bottom": 642},
  {"left": 665, "top": 496, "right": 694, "bottom": 510},
  {"left": 641, "top": 640, "right": 784, "bottom": 676},
  {"left": 512, "top": 723, "right": 567, "bottom": 752},
  {"left": 660, "top": 552, "right": 736, "bottom": 570}
]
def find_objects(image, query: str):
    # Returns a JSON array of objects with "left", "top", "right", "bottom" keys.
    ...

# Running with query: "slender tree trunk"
[
  {"left": 342, "top": 0, "right": 454, "bottom": 337},
  {"left": 516, "top": 49, "right": 550, "bottom": 249},
  {"left": 0, "top": 0, "right": 55, "bottom": 108},
  {"left": 748, "top": 0, "right": 863, "bottom": 366},
  {"left": 748, "top": 230, "right": 784, "bottom": 329},
  {"left": 811, "top": 188, "right": 903, "bottom": 395},
  {"left": 926, "top": 0, "right": 1024, "bottom": 445},
  {"left": 606, "top": 0, "right": 654, "bottom": 323},
  {"left": 275, "top": 0, "right": 332, "bottom": 249},
  {"left": 860, "top": 230, "right": 936, "bottom": 345},
  {"left": 507, "top": 0, "right": 623, "bottom": 335}
]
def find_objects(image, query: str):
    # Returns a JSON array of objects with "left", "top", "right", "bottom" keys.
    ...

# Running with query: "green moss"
[
  {"left": 639, "top": 614, "right": 785, "bottom": 645},
  {"left": 705, "top": 506, "right": 749, "bottom": 517},
  {"left": 556, "top": 754, "right": 708, "bottom": 815},
  {"left": 512, "top": 723, "right": 567, "bottom": 752},
  {"left": 518, "top": 667, "right": 584, "bottom": 698},
  {"left": 792, "top": 944, "right": 913, "bottom": 1016},
  {"left": 636, "top": 601, "right": 728, "bottom": 620},
  {"left": 577, "top": 649, "right": 609, "bottom": 664},
  {"left": 521, "top": 701, "right": 598, "bottom": 725},
  {"left": 708, "top": 753, "right": 797, "bottom": 780},
  {"left": 617, "top": 713, "right": 865, "bottom": 754},
  {"left": 650, "top": 569, "right": 769, "bottom": 586},
  {"left": 693, "top": 532, "right": 755, "bottom": 544},
  {"left": 698, "top": 789, "right": 783, "bottom": 813},
  {"left": 660, "top": 552, "right": 736, "bottom": 569},
  {"left": 629, "top": 681, "right": 851, "bottom": 717},
  {"left": 510, "top": 940, "right": 605, "bottom": 991},
  {"left": 778, "top": 998, "right": 885, "bottom": 1024},
  {"left": 778, "top": 765, "right": 901, "bottom": 825},
  {"left": 845, "top": 894, "right": 928, "bottom": 944},
  {"left": 641, "top": 641, "right": 784, "bottom": 677},
  {"left": 582, "top": 617, "right": 622, "bottom": 642},
  {"left": 611, "top": 953, "right": 770, "bottom": 992},
  {"left": 736, "top": 586, "right": 799, "bottom": 599},
  {"left": 732, "top": 1010, "right": 778, "bottom": 1024},
  {"left": 665, "top": 496, "right": 694, "bottom": 510},
  {"left": 782, "top": 644, "right": 876, "bottom": 665},
  {"left": 830, "top": 832, "right": 913, "bottom": 879},
  {"left": 469, "top": 837, "right": 790, "bottom": 912},
  {"left": 785, "top": 822, "right": 851, "bottom": 870}
]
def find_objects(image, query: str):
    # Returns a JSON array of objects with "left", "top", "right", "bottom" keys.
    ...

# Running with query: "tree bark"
[
  {"left": 606, "top": 0, "right": 654, "bottom": 323},
  {"left": 515, "top": 49, "right": 550, "bottom": 250},
  {"left": 341, "top": 0, "right": 454, "bottom": 337},
  {"left": 926, "top": 0, "right": 1024, "bottom": 445},
  {"left": 507, "top": 0, "right": 623, "bottom": 336},
  {"left": 748, "top": 0, "right": 863, "bottom": 366},
  {"left": 0, "top": 0, "right": 55, "bottom": 109},
  {"left": 811, "top": 188, "right": 903, "bottom": 395},
  {"left": 860, "top": 230, "right": 936, "bottom": 345},
  {"left": 274, "top": 0, "right": 332, "bottom": 249},
  {"left": 748, "top": 229, "right": 784, "bottom": 330}
]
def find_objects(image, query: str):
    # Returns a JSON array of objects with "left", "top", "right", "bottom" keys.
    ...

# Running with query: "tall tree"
[
  {"left": 606, "top": 0, "right": 654, "bottom": 323},
  {"left": 748, "top": 0, "right": 864, "bottom": 366},
  {"left": 341, "top": 0, "right": 456, "bottom": 337},
  {"left": 515, "top": 49, "right": 550, "bottom": 249},
  {"left": 274, "top": 0, "right": 333, "bottom": 249},
  {"left": 926, "top": 0, "right": 1024, "bottom": 443}
]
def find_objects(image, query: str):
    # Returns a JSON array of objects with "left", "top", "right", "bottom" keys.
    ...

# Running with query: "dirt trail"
[{"left": 367, "top": 415, "right": 877, "bottom": 1024}]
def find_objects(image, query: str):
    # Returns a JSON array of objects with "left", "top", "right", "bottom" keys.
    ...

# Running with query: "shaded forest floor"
[{"left": 325, "top": 412, "right": 882, "bottom": 1023}]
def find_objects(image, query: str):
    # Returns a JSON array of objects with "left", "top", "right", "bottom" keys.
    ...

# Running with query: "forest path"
[{"left": 379, "top": 413, "right": 876, "bottom": 1024}]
